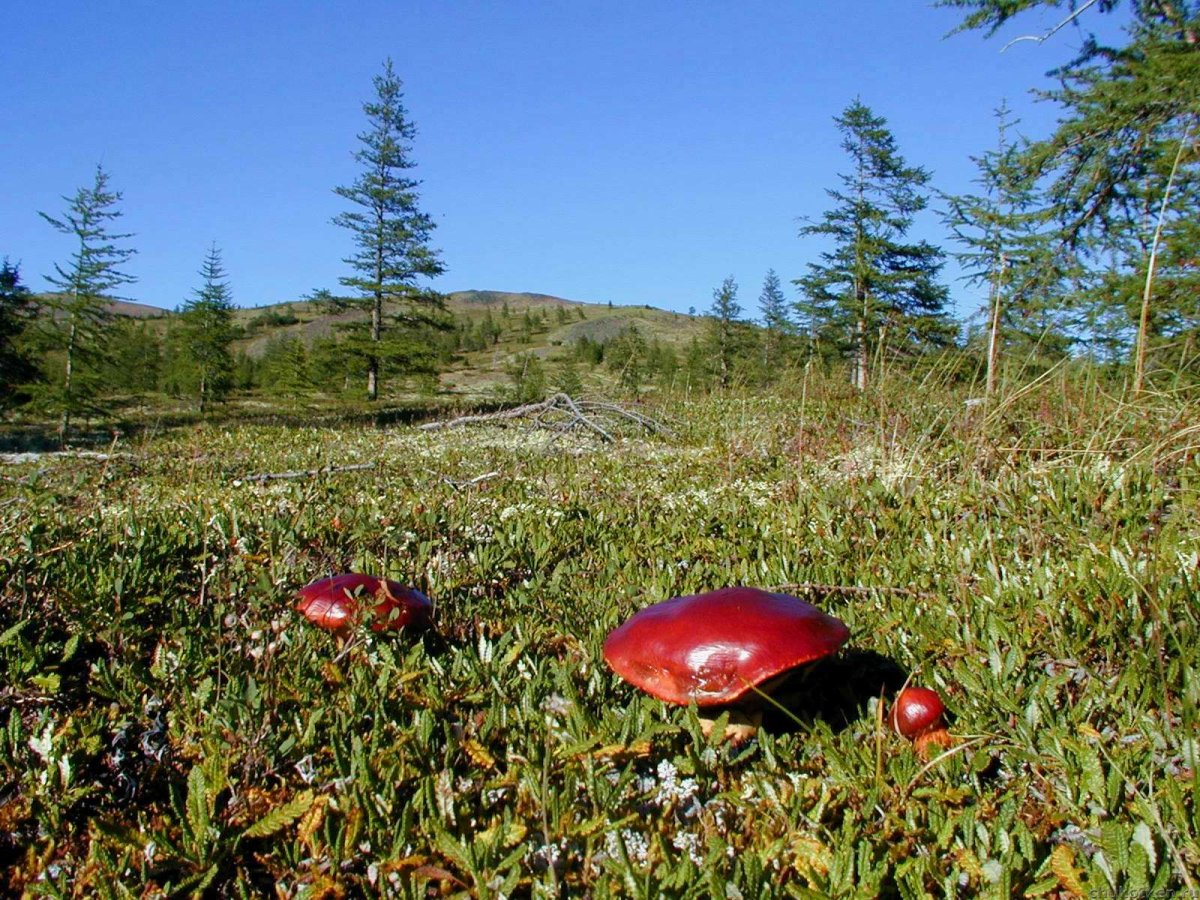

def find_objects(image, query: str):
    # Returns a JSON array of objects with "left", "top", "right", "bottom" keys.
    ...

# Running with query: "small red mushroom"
[
  {"left": 603, "top": 586, "right": 850, "bottom": 740},
  {"left": 892, "top": 685, "right": 956, "bottom": 758},
  {"left": 296, "top": 573, "right": 432, "bottom": 635}
]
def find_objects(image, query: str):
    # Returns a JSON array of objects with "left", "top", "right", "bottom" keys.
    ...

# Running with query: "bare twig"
[
  {"left": 235, "top": 462, "right": 376, "bottom": 484},
  {"left": 1002, "top": 0, "right": 1101, "bottom": 51}
]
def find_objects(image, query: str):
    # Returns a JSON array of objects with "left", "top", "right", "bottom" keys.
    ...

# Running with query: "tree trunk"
[
  {"left": 368, "top": 288, "right": 382, "bottom": 401},
  {"left": 1134, "top": 119, "right": 1192, "bottom": 394},
  {"left": 60, "top": 317, "right": 77, "bottom": 446},
  {"left": 985, "top": 253, "right": 1007, "bottom": 397}
]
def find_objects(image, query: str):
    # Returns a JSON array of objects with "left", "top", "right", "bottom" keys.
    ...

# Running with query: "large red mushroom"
[
  {"left": 296, "top": 573, "right": 433, "bottom": 635},
  {"left": 603, "top": 586, "right": 850, "bottom": 739}
]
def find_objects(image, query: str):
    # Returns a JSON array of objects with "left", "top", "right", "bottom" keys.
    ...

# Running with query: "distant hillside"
[{"left": 82, "top": 288, "right": 716, "bottom": 396}]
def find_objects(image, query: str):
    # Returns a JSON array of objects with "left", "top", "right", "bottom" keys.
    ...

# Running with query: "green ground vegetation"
[{"left": 1, "top": 369, "right": 1197, "bottom": 897}]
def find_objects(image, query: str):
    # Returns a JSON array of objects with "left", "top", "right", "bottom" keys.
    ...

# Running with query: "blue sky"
[{"left": 3, "top": 2, "right": 1114, "bottom": 323}]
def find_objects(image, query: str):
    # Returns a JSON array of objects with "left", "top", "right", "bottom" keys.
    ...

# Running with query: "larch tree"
[
  {"left": 39, "top": 165, "right": 137, "bottom": 442},
  {"left": 942, "top": 102, "right": 1063, "bottom": 395},
  {"left": 175, "top": 244, "right": 237, "bottom": 412},
  {"left": 795, "top": 100, "right": 951, "bottom": 392},
  {"left": 334, "top": 58, "right": 446, "bottom": 401},
  {"left": 938, "top": 0, "right": 1200, "bottom": 390}
]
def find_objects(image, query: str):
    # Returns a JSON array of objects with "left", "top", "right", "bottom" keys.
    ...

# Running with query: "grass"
[{"left": 1, "top": 372, "right": 1197, "bottom": 897}]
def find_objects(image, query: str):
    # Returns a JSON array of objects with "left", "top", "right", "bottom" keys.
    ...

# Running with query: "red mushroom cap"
[
  {"left": 602, "top": 586, "right": 850, "bottom": 706},
  {"left": 891, "top": 686, "right": 946, "bottom": 740},
  {"left": 296, "top": 573, "right": 433, "bottom": 634}
]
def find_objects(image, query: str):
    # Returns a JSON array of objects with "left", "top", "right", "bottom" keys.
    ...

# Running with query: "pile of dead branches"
[{"left": 418, "top": 393, "right": 672, "bottom": 443}]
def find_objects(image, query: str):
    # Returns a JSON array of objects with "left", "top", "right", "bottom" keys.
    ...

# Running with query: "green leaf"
[
  {"left": 61, "top": 633, "right": 81, "bottom": 663},
  {"left": 1100, "top": 821, "right": 1128, "bottom": 873},
  {"left": 242, "top": 789, "right": 315, "bottom": 839},
  {"left": 30, "top": 673, "right": 61, "bottom": 694},
  {"left": 1131, "top": 822, "right": 1157, "bottom": 873},
  {"left": 185, "top": 766, "right": 211, "bottom": 846},
  {"left": 0, "top": 619, "right": 29, "bottom": 646}
]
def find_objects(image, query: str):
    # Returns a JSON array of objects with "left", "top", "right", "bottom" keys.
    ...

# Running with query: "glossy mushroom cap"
[
  {"left": 602, "top": 586, "right": 850, "bottom": 706},
  {"left": 296, "top": 573, "right": 433, "bottom": 634},
  {"left": 891, "top": 686, "right": 946, "bottom": 740}
]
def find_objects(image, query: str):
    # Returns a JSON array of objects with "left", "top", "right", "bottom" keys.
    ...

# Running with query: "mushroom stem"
[
  {"left": 699, "top": 709, "right": 762, "bottom": 746},
  {"left": 914, "top": 727, "right": 957, "bottom": 760}
]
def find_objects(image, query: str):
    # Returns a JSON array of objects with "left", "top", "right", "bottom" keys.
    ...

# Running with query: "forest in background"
[{"left": 1, "top": 0, "right": 1197, "bottom": 438}]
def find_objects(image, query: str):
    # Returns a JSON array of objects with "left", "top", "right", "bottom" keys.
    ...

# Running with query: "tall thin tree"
[
  {"left": 39, "top": 165, "right": 137, "bottom": 442},
  {"left": 795, "top": 100, "right": 950, "bottom": 391},
  {"left": 334, "top": 59, "right": 446, "bottom": 401},
  {"left": 943, "top": 102, "right": 1059, "bottom": 395}
]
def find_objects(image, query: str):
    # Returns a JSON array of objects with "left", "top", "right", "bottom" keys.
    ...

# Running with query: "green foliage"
[
  {"left": 257, "top": 335, "right": 313, "bottom": 397},
  {"left": 102, "top": 317, "right": 163, "bottom": 396},
  {"left": 756, "top": 269, "right": 795, "bottom": 383},
  {"left": 1, "top": 378, "right": 1198, "bottom": 894},
  {"left": 552, "top": 357, "right": 584, "bottom": 397},
  {"left": 606, "top": 325, "right": 649, "bottom": 396},
  {"left": 796, "top": 100, "right": 952, "bottom": 391},
  {"left": 706, "top": 276, "right": 744, "bottom": 390},
  {"left": 172, "top": 244, "right": 237, "bottom": 411},
  {"left": 943, "top": 102, "right": 1069, "bottom": 392},
  {"left": 333, "top": 58, "right": 446, "bottom": 401},
  {"left": 505, "top": 351, "right": 547, "bottom": 403},
  {"left": 37, "top": 165, "right": 138, "bottom": 440},
  {"left": 941, "top": 0, "right": 1200, "bottom": 380},
  {"left": 0, "top": 259, "right": 40, "bottom": 410}
]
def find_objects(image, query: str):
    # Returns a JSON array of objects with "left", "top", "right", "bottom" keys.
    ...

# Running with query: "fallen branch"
[
  {"left": 419, "top": 393, "right": 673, "bottom": 442},
  {"left": 235, "top": 462, "right": 376, "bottom": 484},
  {"left": 0, "top": 450, "right": 132, "bottom": 465}
]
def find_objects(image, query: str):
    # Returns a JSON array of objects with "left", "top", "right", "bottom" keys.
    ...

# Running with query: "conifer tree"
[
  {"left": 795, "top": 100, "right": 950, "bottom": 391},
  {"left": 334, "top": 59, "right": 446, "bottom": 400},
  {"left": 0, "top": 260, "right": 39, "bottom": 410},
  {"left": 757, "top": 269, "right": 793, "bottom": 380},
  {"left": 943, "top": 103, "right": 1062, "bottom": 394},
  {"left": 39, "top": 166, "right": 137, "bottom": 441},
  {"left": 707, "top": 276, "right": 743, "bottom": 389},
  {"left": 940, "top": 0, "right": 1200, "bottom": 388},
  {"left": 175, "top": 244, "right": 236, "bottom": 412}
]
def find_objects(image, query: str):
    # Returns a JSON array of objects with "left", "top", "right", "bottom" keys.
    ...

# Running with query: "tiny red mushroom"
[
  {"left": 603, "top": 586, "right": 850, "bottom": 740},
  {"left": 892, "top": 685, "right": 956, "bottom": 758},
  {"left": 295, "top": 573, "right": 432, "bottom": 635}
]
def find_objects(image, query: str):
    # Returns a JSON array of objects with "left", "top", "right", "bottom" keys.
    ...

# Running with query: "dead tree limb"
[{"left": 418, "top": 393, "right": 672, "bottom": 442}]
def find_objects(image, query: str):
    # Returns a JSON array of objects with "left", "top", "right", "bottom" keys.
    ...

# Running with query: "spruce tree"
[
  {"left": 0, "top": 260, "right": 39, "bottom": 410},
  {"left": 707, "top": 276, "right": 743, "bottom": 389},
  {"left": 757, "top": 269, "right": 793, "bottom": 380},
  {"left": 334, "top": 59, "right": 446, "bottom": 401},
  {"left": 795, "top": 100, "right": 950, "bottom": 391},
  {"left": 175, "top": 244, "right": 236, "bottom": 411},
  {"left": 39, "top": 165, "right": 137, "bottom": 441}
]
